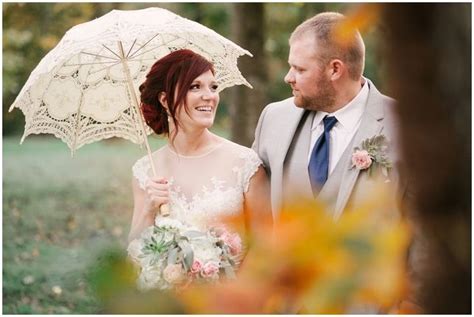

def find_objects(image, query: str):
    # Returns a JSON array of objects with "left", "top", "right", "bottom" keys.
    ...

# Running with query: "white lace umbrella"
[{"left": 9, "top": 7, "right": 252, "bottom": 176}]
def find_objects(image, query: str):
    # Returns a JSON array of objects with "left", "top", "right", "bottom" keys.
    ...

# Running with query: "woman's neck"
[{"left": 168, "top": 128, "right": 220, "bottom": 156}]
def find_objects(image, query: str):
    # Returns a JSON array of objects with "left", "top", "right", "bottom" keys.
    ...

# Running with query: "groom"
[{"left": 253, "top": 12, "right": 401, "bottom": 219}]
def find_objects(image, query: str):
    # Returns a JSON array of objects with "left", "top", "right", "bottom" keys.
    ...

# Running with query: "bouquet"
[{"left": 127, "top": 217, "right": 242, "bottom": 291}]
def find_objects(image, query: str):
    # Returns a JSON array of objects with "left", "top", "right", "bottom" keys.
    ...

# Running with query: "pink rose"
[
  {"left": 221, "top": 231, "right": 242, "bottom": 256},
  {"left": 190, "top": 259, "right": 203, "bottom": 275},
  {"left": 212, "top": 225, "right": 228, "bottom": 237},
  {"left": 201, "top": 261, "right": 219, "bottom": 278},
  {"left": 163, "top": 264, "right": 185, "bottom": 285},
  {"left": 352, "top": 150, "right": 372, "bottom": 170}
]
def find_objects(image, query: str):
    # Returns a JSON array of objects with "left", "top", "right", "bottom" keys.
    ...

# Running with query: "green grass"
[
  {"left": 3, "top": 135, "right": 169, "bottom": 314},
  {"left": 3, "top": 126, "right": 230, "bottom": 314}
]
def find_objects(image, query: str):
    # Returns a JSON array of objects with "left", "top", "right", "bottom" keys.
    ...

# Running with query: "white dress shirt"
[{"left": 308, "top": 81, "right": 369, "bottom": 175}]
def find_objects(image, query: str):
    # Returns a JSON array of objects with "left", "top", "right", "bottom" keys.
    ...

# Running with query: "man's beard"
[{"left": 295, "top": 76, "right": 336, "bottom": 112}]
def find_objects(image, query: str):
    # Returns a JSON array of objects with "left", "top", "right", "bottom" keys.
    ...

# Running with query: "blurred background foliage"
[{"left": 3, "top": 2, "right": 386, "bottom": 137}]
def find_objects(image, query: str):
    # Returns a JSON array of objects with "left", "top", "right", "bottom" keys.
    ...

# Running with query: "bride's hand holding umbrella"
[{"left": 144, "top": 177, "right": 170, "bottom": 215}]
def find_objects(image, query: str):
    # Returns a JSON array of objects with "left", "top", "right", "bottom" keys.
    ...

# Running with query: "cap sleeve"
[
  {"left": 132, "top": 155, "right": 151, "bottom": 190},
  {"left": 238, "top": 148, "right": 263, "bottom": 193}
]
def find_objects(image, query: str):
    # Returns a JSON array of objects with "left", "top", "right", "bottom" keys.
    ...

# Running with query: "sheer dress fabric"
[{"left": 132, "top": 139, "right": 263, "bottom": 230}]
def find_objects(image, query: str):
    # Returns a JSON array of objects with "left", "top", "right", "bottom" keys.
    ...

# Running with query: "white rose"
[
  {"left": 162, "top": 264, "right": 186, "bottom": 285},
  {"left": 155, "top": 217, "right": 185, "bottom": 230},
  {"left": 191, "top": 238, "right": 222, "bottom": 262},
  {"left": 137, "top": 267, "right": 163, "bottom": 291},
  {"left": 127, "top": 239, "right": 143, "bottom": 265}
]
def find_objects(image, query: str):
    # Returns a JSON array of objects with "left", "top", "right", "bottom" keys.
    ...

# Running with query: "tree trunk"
[
  {"left": 383, "top": 3, "right": 471, "bottom": 313},
  {"left": 230, "top": 3, "right": 268, "bottom": 146}
]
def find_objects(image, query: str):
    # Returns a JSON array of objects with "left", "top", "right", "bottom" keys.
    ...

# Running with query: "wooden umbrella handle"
[{"left": 118, "top": 41, "right": 170, "bottom": 217}]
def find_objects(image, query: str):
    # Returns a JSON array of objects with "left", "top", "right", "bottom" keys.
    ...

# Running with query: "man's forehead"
[
  {"left": 289, "top": 36, "right": 321, "bottom": 60},
  {"left": 290, "top": 30, "right": 317, "bottom": 44},
  {"left": 290, "top": 36, "right": 321, "bottom": 54}
]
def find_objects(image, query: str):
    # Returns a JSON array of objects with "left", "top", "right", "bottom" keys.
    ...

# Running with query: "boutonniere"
[{"left": 351, "top": 134, "right": 392, "bottom": 177}]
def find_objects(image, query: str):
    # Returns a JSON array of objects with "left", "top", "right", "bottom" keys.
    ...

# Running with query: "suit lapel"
[
  {"left": 332, "top": 80, "right": 386, "bottom": 219},
  {"left": 282, "top": 111, "right": 315, "bottom": 204},
  {"left": 277, "top": 108, "right": 305, "bottom": 164},
  {"left": 275, "top": 106, "right": 306, "bottom": 174},
  {"left": 272, "top": 102, "right": 306, "bottom": 212}
]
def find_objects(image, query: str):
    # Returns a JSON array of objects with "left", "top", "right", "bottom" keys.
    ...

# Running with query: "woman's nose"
[{"left": 201, "top": 88, "right": 217, "bottom": 100}]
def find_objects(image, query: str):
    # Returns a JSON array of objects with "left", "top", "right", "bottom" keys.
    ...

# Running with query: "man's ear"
[{"left": 328, "top": 59, "right": 344, "bottom": 81}]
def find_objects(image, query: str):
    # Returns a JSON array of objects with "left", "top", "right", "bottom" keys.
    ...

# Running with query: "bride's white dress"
[
  {"left": 131, "top": 139, "right": 263, "bottom": 230},
  {"left": 128, "top": 139, "right": 262, "bottom": 290}
]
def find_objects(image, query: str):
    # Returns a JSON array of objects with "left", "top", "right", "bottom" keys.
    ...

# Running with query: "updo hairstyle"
[{"left": 139, "top": 49, "right": 215, "bottom": 136}]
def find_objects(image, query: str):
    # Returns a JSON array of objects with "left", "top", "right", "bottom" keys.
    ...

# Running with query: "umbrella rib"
[
  {"left": 81, "top": 51, "right": 118, "bottom": 61},
  {"left": 126, "top": 39, "right": 137, "bottom": 58},
  {"left": 102, "top": 44, "right": 122, "bottom": 60},
  {"left": 64, "top": 61, "right": 119, "bottom": 67},
  {"left": 129, "top": 43, "right": 177, "bottom": 60},
  {"left": 128, "top": 57, "right": 162, "bottom": 62},
  {"left": 130, "top": 37, "right": 182, "bottom": 60},
  {"left": 129, "top": 33, "right": 162, "bottom": 59},
  {"left": 128, "top": 45, "right": 167, "bottom": 60},
  {"left": 88, "top": 61, "right": 122, "bottom": 75}
]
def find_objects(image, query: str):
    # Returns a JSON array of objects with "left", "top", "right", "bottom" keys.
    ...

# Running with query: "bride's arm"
[
  {"left": 128, "top": 178, "right": 154, "bottom": 242},
  {"left": 128, "top": 177, "right": 169, "bottom": 242},
  {"left": 243, "top": 165, "right": 273, "bottom": 235}
]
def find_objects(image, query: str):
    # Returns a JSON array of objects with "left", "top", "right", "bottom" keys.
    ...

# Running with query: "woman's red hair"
[{"left": 139, "top": 49, "right": 215, "bottom": 136}]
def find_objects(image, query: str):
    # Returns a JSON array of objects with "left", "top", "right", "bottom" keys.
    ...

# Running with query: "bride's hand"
[{"left": 143, "top": 177, "right": 169, "bottom": 214}]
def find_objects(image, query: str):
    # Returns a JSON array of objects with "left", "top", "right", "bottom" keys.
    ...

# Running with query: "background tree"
[
  {"left": 383, "top": 3, "right": 471, "bottom": 313},
  {"left": 230, "top": 3, "right": 267, "bottom": 146}
]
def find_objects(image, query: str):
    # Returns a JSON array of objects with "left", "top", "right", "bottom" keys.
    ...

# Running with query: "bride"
[{"left": 128, "top": 49, "right": 272, "bottom": 247}]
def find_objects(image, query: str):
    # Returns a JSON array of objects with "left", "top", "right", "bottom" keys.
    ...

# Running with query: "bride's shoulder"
[
  {"left": 219, "top": 138, "right": 261, "bottom": 163},
  {"left": 131, "top": 155, "right": 150, "bottom": 190},
  {"left": 132, "top": 146, "right": 167, "bottom": 189},
  {"left": 219, "top": 139, "right": 263, "bottom": 191}
]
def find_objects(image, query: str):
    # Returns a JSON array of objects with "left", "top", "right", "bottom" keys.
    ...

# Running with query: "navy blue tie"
[{"left": 308, "top": 116, "right": 338, "bottom": 195}]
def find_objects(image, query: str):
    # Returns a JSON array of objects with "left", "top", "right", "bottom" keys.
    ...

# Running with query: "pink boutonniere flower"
[
  {"left": 351, "top": 135, "right": 392, "bottom": 177},
  {"left": 351, "top": 150, "right": 373, "bottom": 170}
]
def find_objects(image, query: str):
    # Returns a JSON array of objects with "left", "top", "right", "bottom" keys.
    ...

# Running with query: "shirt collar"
[{"left": 312, "top": 80, "right": 369, "bottom": 132}]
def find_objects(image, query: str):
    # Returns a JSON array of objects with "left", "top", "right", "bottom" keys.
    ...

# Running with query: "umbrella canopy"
[{"left": 9, "top": 7, "right": 252, "bottom": 154}]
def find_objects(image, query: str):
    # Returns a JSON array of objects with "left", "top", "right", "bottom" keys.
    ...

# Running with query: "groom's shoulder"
[
  {"left": 263, "top": 97, "right": 299, "bottom": 116},
  {"left": 380, "top": 92, "right": 397, "bottom": 108},
  {"left": 367, "top": 79, "right": 397, "bottom": 107},
  {"left": 373, "top": 88, "right": 398, "bottom": 118}
]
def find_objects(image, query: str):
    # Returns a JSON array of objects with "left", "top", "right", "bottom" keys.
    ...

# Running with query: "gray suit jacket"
[{"left": 252, "top": 79, "right": 401, "bottom": 219}]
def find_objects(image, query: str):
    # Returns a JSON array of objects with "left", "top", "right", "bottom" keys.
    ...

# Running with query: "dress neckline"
[{"left": 166, "top": 140, "right": 226, "bottom": 159}]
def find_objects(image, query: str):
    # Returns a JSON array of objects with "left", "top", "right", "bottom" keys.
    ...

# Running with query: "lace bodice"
[{"left": 132, "top": 139, "right": 262, "bottom": 230}]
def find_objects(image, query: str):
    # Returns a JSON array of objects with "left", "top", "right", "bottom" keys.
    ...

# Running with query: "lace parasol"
[{"left": 9, "top": 7, "right": 252, "bottom": 164}]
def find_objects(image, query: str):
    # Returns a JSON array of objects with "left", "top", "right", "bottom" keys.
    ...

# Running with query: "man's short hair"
[{"left": 290, "top": 12, "right": 365, "bottom": 80}]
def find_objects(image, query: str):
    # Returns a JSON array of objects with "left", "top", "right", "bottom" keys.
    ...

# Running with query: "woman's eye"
[
  {"left": 211, "top": 84, "right": 219, "bottom": 91},
  {"left": 190, "top": 84, "right": 199, "bottom": 90}
]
